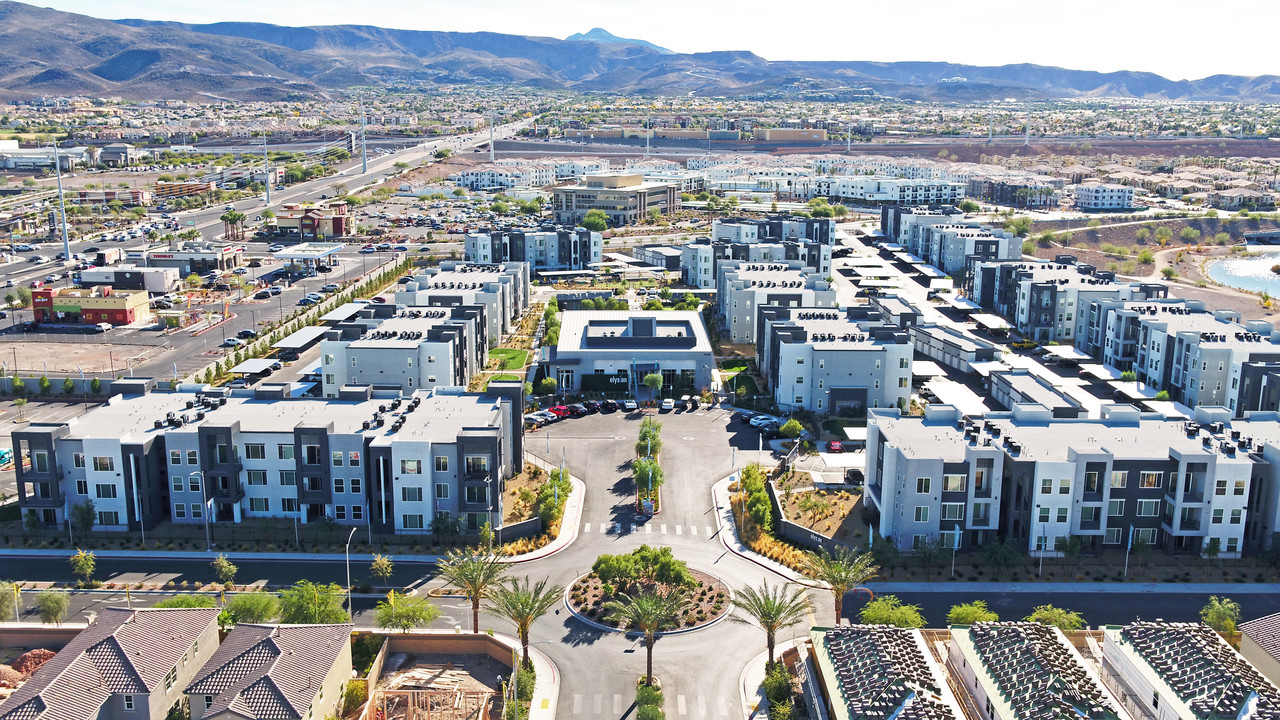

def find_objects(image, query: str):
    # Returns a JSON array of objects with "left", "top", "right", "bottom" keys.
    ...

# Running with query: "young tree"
[
  {"left": 70, "top": 501, "right": 96, "bottom": 536},
  {"left": 62, "top": 377, "right": 75, "bottom": 396},
  {"left": 730, "top": 581, "right": 811, "bottom": 667},
  {"left": 153, "top": 594, "right": 217, "bottom": 608},
  {"left": 224, "top": 592, "right": 281, "bottom": 624},
  {"left": 436, "top": 550, "right": 509, "bottom": 633},
  {"left": 375, "top": 591, "right": 441, "bottom": 633},
  {"left": 279, "top": 580, "right": 348, "bottom": 624},
  {"left": 632, "top": 457, "right": 665, "bottom": 496},
  {"left": 642, "top": 372, "right": 664, "bottom": 398},
  {"left": 778, "top": 418, "right": 804, "bottom": 439},
  {"left": 580, "top": 209, "right": 609, "bottom": 233},
  {"left": 1200, "top": 595, "right": 1241, "bottom": 634},
  {"left": 486, "top": 577, "right": 564, "bottom": 668},
  {"left": 947, "top": 600, "right": 999, "bottom": 625},
  {"left": 36, "top": 589, "right": 68, "bottom": 625},
  {"left": 370, "top": 555, "right": 394, "bottom": 587},
  {"left": 603, "top": 591, "right": 691, "bottom": 686},
  {"left": 38, "top": 376, "right": 50, "bottom": 396},
  {"left": 536, "top": 377, "right": 557, "bottom": 396},
  {"left": 980, "top": 538, "right": 1021, "bottom": 580},
  {"left": 0, "top": 581, "right": 15, "bottom": 622},
  {"left": 211, "top": 554, "right": 238, "bottom": 586},
  {"left": 1024, "top": 604, "right": 1084, "bottom": 631},
  {"left": 802, "top": 548, "right": 879, "bottom": 625},
  {"left": 860, "top": 596, "right": 925, "bottom": 628}
]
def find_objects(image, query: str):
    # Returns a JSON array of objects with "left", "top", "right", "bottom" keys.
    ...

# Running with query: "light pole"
[
  {"left": 190, "top": 471, "right": 210, "bottom": 551},
  {"left": 50, "top": 142, "right": 70, "bottom": 263},
  {"left": 344, "top": 526, "right": 357, "bottom": 618}
]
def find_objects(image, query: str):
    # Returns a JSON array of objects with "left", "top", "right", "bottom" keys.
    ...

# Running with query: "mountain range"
[{"left": 3, "top": 1, "right": 1280, "bottom": 103}]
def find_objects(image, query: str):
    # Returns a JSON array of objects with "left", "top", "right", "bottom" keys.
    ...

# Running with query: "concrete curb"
[
  {"left": 498, "top": 475, "right": 586, "bottom": 565},
  {"left": 710, "top": 476, "right": 806, "bottom": 582},
  {"left": 561, "top": 572, "right": 734, "bottom": 637},
  {"left": 737, "top": 638, "right": 807, "bottom": 720}
]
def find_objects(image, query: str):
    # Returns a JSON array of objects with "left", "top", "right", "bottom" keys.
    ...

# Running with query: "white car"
[
  {"left": 660, "top": 398, "right": 674, "bottom": 412},
  {"left": 622, "top": 399, "right": 638, "bottom": 411},
  {"left": 749, "top": 414, "right": 782, "bottom": 428}
]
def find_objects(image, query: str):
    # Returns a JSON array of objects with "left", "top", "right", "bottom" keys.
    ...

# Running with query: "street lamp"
[
  {"left": 344, "top": 526, "right": 357, "bottom": 618},
  {"left": 189, "top": 471, "right": 210, "bottom": 551}
]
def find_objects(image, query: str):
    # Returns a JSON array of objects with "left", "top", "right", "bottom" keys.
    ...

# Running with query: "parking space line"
[
  {"left": 660, "top": 524, "right": 668, "bottom": 534},
  {"left": 689, "top": 525, "right": 697, "bottom": 536},
  {"left": 706, "top": 526, "right": 714, "bottom": 538},
  {"left": 677, "top": 695, "right": 687, "bottom": 715},
  {"left": 582, "top": 523, "right": 590, "bottom": 533},
  {"left": 675, "top": 525, "right": 683, "bottom": 536},
  {"left": 645, "top": 524, "right": 652, "bottom": 534},
  {"left": 613, "top": 694, "right": 622, "bottom": 715}
]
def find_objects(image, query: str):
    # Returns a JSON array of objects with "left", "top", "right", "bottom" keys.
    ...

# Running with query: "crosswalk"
[
  {"left": 581, "top": 521, "right": 717, "bottom": 537},
  {"left": 566, "top": 692, "right": 731, "bottom": 717}
]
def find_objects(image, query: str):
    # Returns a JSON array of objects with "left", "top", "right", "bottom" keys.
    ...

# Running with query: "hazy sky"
[{"left": 31, "top": 0, "right": 1280, "bottom": 81}]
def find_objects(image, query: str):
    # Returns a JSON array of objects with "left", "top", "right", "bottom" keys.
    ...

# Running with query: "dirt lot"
[{"left": 0, "top": 339, "right": 165, "bottom": 375}]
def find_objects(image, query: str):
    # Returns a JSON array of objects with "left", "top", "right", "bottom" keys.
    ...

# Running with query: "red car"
[
  {"left": 827, "top": 441, "right": 844, "bottom": 453},
  {"left": 548, "top": 405, "right": 571, "bottom": 418}
]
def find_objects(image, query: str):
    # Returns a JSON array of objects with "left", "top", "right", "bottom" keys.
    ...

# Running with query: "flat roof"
[
  {"left": 319, "top": 303, "right": 367, "bottom": 323},
  {"left": 1080, "top": 363, "right": 1124, "bottom": 380},
  {"left": 912, "top": 360, "right": 947, "bottom": 377},
  {"left": 274, "top": 326, "right": 328, "bottom": 350},
  {"left": 925, "top": 378, "right": 989, "bottom": 417},
  {"left": 1045, "top": 344, "right": 1091, "bottom": 360},
  {"left": 971, "top": 313, "right": 1012, "bottom": 330},
  {"left": 272, "top": 243, "right": 343, "bottom": 261},
  {"left": 557, "top": 310, "right": 712, "bottom": 353},
  {"left": 230, "top": 359, "right": 278, "bottom": 375}
]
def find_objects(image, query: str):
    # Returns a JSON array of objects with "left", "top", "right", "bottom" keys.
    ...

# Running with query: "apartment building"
[
  {"left": 550, "top": 173, "right": 680, "bottom": 227},
  {"left": 757, "top": 306, "right": 912, "bottom": 414},
  {"left": 1075, "top": 183, "right": 1135, "bottom": 211},
  {"left": 909, "top": 324, "right": 1002, "bottom": 374},
  {"left": 681, "top": 216, "right": 835, "bottom": 289},
  {"left": 0, "top": 608, "right": 222, "bottom": 720},
  {"left": 453, "top": 162, "right": 554, "bottom": 191},
  {"left": 808, "top": 626, "right": 963, "bottom": 720},
  {"left": 1101, "top": 622, "right": 1280, "bottom": 720},
  {"left": 319, "top": 304, "right": 487, "bottom": 397},
  {"left": 879, "top": 204, "right": 964, "bottom": 244},
  {"left": 717, "top": 261, "right": 837, "bottom": 343},
  {"left": 969, "top": 258, "right": 1169, "bottom": 343},
  {"left": 393, "top": 262, "right": 530, "bottom": 346},
  {"left": 545, "top": 311, "right": 714, "bottom": 395},
  {"left": 815, "top": 176, "right": 965, "bottom": 206},
  {"left": 15, "top": 382, "right": 524, "bottom": 537},
  {"left": 464, "top": 225, "right": 602, "bottom": 271},
  {"left": 865, "top": 403, "right": 1261, "bottom": 557},
  {"left": 1077, "top": 298, "right": 1206, "bottom": 370},
  {"left": 909, "top": 221, "right": 1021, "bottom": 275}
]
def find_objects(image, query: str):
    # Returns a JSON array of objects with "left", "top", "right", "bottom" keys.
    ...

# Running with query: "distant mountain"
[
  {"left": 565, "top": 28, "right": 672, "bottom": 55},
  {"left": 1, "top": 1, "right": 1279, "bottom": 102}
]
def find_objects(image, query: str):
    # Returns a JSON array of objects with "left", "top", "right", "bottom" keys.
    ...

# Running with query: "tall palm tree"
[
  {"left": 603, "top": 591, "right": 690, "bottom": 687},
  {"left": 436, "top": 549, "right": 509, "bottom": 633},
  {"left": 486, "top": 576, "right": 563, "bottom": 668},
  {"left": 801, "top": 548, "right": 879, "bottom": 625},
  {"left": 730, "top": 581, "right": 811, "bottom": 667}
]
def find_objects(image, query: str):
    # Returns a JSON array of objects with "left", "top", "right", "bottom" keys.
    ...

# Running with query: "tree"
[
  {"left": 224, "top": 592, "right": 280, "bottom": 624},
  {"left": 947, "top": 600, "right": 999, "bottom": 625},
  {"left": 70, "top": 501, "right": 96, "bottom": 536},
  {"left": 730, "top": 582, "right": 811, "bottom": 667},
  {"left": 958, "top": 200, "right": 980, "bottom": 213},
  {"left": 632, "top": 457, "right": 664, "bottom": 495},
  {"left": 370, "top": 555, "right": 394, "bottom": 587},
  {"left": 603, "top": 591, "right": 690, "bottom": 686},
  {"left": 1201, "top": 595, "right": 1241, "bottom": 634},
  {"left": 11, "top": 376, "right": 25, "bottom": 396},
  {"left": 434, "top": 149, "right": 452, "bottom": 160},
  {"left": 279, "top": 580, "right": 348, "bottom": 624},
  {"left": 859, "top": 595, "right": 925, "bottom": 627},
  {"left": 13, "top": 397, "right": 26, "bottom": 420},
  {"left": 436, "top": 550, "right": 508, "bottom": 633},
  {"left": 1161, "top": 267, "right": 1178, "bottom": 279},
  {"left": 580, "top": 209, "right": 609, "bottom": 233},
  {"left": 980, "top": 538, "right": 1020, "bottom": 580},
  {"left": 154, "top": 594, "right": 216, "bottom": 608},
  {"left": 778, "top": 419, "right": 804, "bottom": 439},
  {"left": 642, "top": 372, "right": 663, "bottom": 398},
  {"left": 62, "top": 377, "right": 75, "bottom": 396},
  {"left": 36, "top": 590, "right": 68, "bottom": 625},
  {"left": 185, "top": 273, "right": 203, "bottom": 289},
  {"left": 1155, "top": 226, "right": 1173, "bottom": 246},
  {"left": 90, "top": 378, "right": 102, "bottom": 395},
  {"left": 801, "top": 548, "right": 879, "bottom": 625},
  {"left": 1154, "top": 390, "right": 1171, "bottom": 401},
  {"left": 1024, "top": 604, "right": 1084, "bottom": 631},
  {"left": 486, "top": 577, "right": 563, "bottom": 667},
  {"left": 211, "top": 554, "right": 238, "bottom": 586},
  {"left": 375, "top": 591, "right": 441, "bottom": 633},
  {"left": 536, "top": 377, "right": 557, "bottom": 396},
  {"left": 38, "top": 376, "right": 50, "bottom": 396},
  {"left": 0, "top": 581, "right": 15, "bottom": 622}
]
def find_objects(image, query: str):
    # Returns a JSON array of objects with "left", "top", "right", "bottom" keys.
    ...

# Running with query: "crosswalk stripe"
[
  {"left": 717, "top": 696, "right": 728, "bottom": 715},
  {"left": 594, "top": 694, "right": 601, "bottom": 715},
  {"left": 698, "top": 695, "right": 706, "bottom": 716},
  {"left": 676, "top": 525, "right": 683, "bottom": 536},
  {"left": 645, "top": 524, "right": 652, "bottom": 534},
  {"left": 706, "top": 526, "right": 715, "bottom": 537},
  {"left": 572, "top": 694, "right": 582, "bottom": 714},
  {"left": 689, "top": 525, "right": 698, "bottom": 536},
  {"left": 678, "top": 695, "right": 687, "bottom": 715},
  {"left": 582, "top": 523, "right": 590, "bottom": 533},
  {"left": 661, "top": 524, "right": 668, "bottom": 534},
  {"left": 613, "top": 694, "right": 622, "bottom": 714}
]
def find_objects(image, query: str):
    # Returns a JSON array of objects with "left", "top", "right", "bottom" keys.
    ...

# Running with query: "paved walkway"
[
  {"left": 710, "top": 476, "right": 804, "bottom": 582},
  {"left": 737, "top": 638, "right": 808, "bottom": 720}
]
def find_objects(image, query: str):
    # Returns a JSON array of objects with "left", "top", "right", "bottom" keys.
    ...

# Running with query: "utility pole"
[
  {"left": 358, "top": 98, "right": 369, "bottom": 174},
  {"left": 1024, "top": 109, "right": 1031, "bottom": 146},
  {"left": 846, "top": 123, "right": 852, "bottom": 153},
  {"left": 262, "top": 133, "right": 271, "bottom": 205},
  {"left": 987, "top": 110, "right": 994, "bottom": 145},
  {"left": 645, "top": 109, "right": 650, "bottom": 159},
  {"left": 51, "top": 141, "right": 70, "bottom": 262},
  {"left": 489, "top": 110, "right": 495, "bottom": 163}
]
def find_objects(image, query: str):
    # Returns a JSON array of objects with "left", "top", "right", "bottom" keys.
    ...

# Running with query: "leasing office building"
[{"left": 545, "top": 310, "right": 714, "bottom": 395}]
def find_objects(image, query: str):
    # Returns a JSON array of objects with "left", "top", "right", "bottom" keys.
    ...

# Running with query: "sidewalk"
[
  {"left": 737, "top": 638, "right": 807, "bottom": 720},
  {"left": 710, "top": 475, "right": 804, "bottom": 582}
]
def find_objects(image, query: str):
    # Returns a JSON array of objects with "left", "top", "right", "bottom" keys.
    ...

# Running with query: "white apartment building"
[
  {"left": 452, "top": 163, "right": 554, "bottom": 190},
  {"left": 393, "top": 262, "right": 530, "bottom": 346},
  {"left": 815, "top": 176, "right": 965, "bottom": 205},
  {"left": 681, "top": 216, "right": 835, "bottom": 289},
  {"left": 716, "top": 261, "right": 838, "bottom": 344},
  {"left": 1075, "top": 183, "right": 1136, "bottom": 210}
]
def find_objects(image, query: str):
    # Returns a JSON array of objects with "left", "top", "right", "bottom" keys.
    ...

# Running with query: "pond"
[{"left": 1205, "top": 249, "right": 1280, "bottom": 295}]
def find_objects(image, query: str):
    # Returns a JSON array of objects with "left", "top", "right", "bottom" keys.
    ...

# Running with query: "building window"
[
  {"left": 434, "top": 456, "right": 449, "bottom": 472},
  {"left": 1040, "top": 478, "right": 1053, "bottom": 495},
  {"left": 1110, "top": 471, "right": 1128, "bottom": 489},
  {"left": 1038, "top": 507, "right": 1050, "bottom": 523},
  {"left": 1135, "top": 528, "right": 1156, "bottom": 545},
  {"left": 349, "top": 452, "right": 361, "bottom": 467},
  {"left": 171, "top": 476, "right": 182, "bottom": 492},
  {"left": 1104, "top": 528, "right": 1121, "bottom": 544},
  {"left": 247, "top": 470, "right": 267, "bottom": 486},
  {"left": 92, "top": 456, "right": 115, "bottom": 472},
  {"left": 123, "top": 695, "right": 134, "bottom": 711},
  {"left": 943, "top": 475, "right": 966, "bottom": 492},
  {"left": 1212, "top": 509, "right": 1224, "bottom": 524},
  {"left": 75, "top": 480, "right": 88, "bottom": 495},
  {"left": 1081, "top": 506, "right": 1098, "bottom": 523},
  {"left": 1056, "top": 508, "right": 1068, "bottom": 523},
  {"left": 170, "top": 450, "right": 181, "bottom": 466},
  {"left": 435, "top": 483, "right": 449, "bottom": 499},
  {"left": 332, "top": 451, "right": 344, "bottom": 467},
  {"left": 249, "top": 498, "right": 269, "bottom": 512},
  {"left": 403, "top": 514, "right": 424, "bottom": 530},
  {"left": 1137, "top": 500, "right": 1160, "bottom": 517},
  {"left": 915, "top": 477, "right": 930, "bottom": 494},
  {"left": 165, "top": 668, "right": 177, "bottom": 691},
  {"left": 280, "top": 471, "right": 296, "bottom": 486},
  {"left": 174, "top": 504, "right": 186, "bottom": 519},
  {"left": 95, "top": 484, "right": 117, "bottom": 499},
  {"left": 466, "top": 486, "right": 488, "bottom": 505},
  {"left": 1234, "top": 480, "right": 1246, "bottom": 496},
  {"left": 73, "top": 453, "right": 85, "bottom": 468},
  {"left": 402, "top": 487, "right": 423, "bottom": 502},
  {"left": 281, "top": 498, "right": 298, "bottom": 513},
  {"left": 1227, "top": 538, "right": 1239, "bottom": 553},
  {"left": 187, "top": 450, "right": 198, "bottom": 464},
  {"left": 277, "top": 444, "right": 294, "bottom": 461},
  {"left": 1215, "top": 479, "right": 1227, "bottom": 495},
  {"left": 401, "top": 459, "right": 422, "bottom": 474},
  {"left": 1108, "top": 499, "right": 1125, "bottom": 516},
  {"left": 1058, "top": 479, "right": 1070, "bottom": 495},
  {"left": 1139, "top": 472, "right": 1162, "bottom": 489},
  {"left": 191, "top": 503, "right": 202, "bottom": 519},
  {"left": 464, "top": 456, "right": 490, "bottom": 476},
  {"left": 1231, "top": 509, "right": 1243, "bottom": 524},
  {"left": 304, "top": 445, "right": 321, "bottom": 465},
  {"left": 189, "top": 476, "right": 201, "bottom": 492},
  {"left": 244, "top": 443, "right": 266, "bottom": 460},
  {"left": 351, "top": 478, "right": 362, "bottom": 494},
  {"left": 204, "top": 696, "right": 213, "bottom": 710},
  {"left": 352, "top": 505, "right": 363, "bottom": 520},
  {"left": 335, "top": 505, "right": 346, "bottom": 520},
  {"left": 1084, "top": 472, "right": 1099, "bottom": 493},
  {"left": 941, "top": 503, "right": 964, "bottom": 520}
]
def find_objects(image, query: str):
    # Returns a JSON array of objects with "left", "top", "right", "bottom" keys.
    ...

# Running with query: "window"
[
  {"left": 1040, "top": 478, "right": 1053, "bottom": 495},
  {"left": 335, "top": 505, "right": 346, "bottom": 520},
  {"left": 943, "top": 475, "right": 966, "bottom": 492},
  {"left": 244, "top": 443, "right": 266, "bottom": 460},
  {"left": 1108, "top": 499, "right": 1125, "bottom": 516},
  {"left": 435, "top": 483, "right": 449, "bottom": 499},
  {"left": 170, "top": 450, "right": 181, "bottom": 466},
  {"left": 1056, "top": 508, "right": 1068, "bottom": 523},
  {"left": 350, "top": 505, "right": 362, "bottom": 520},
  {"left": 1212, "top": 509, "right": 1224, "bottom": 524},
  {"left": 1231, "top": 509, "right": 1243, "bottom": 524},
  {"left": 92, "top": 456, "right": 115, "bottom": 472},
  {"left": 464, "top": 456, "right": 489, "bottom": 476},
  {"left": 332, "top": 451, "right": 344, "bottom": 467},
  {"left": 465, "top": 486, "right": 489, "bottom": 505},
  {"left": 191, "top": 503, "right": 202, "bottom": 519},
  {"left": 189, "top": 475, "right": 201, "bottom": 492},
  {"left": 1135, "top": 528, "right": 1156, "bottom": 545},
  {"left": 915, "top": 477, "right": 931, "bottom": 494},
  {"left": 1227, "top": 538, "right": 1239, "bottom": 553},
  {"left": 914, "top": 506, "right": 929, "bottom": 523},
  {"left": 204, "top": 696, "right": 214, "bottom": 710},
  {"left": 30, "top": 451, "right": 47, "bottom": 473},
  {"left": 1234, "top": 480, "right": 1246, "bottom": 496},
  {"left": 249, "top": 498, "right": 269, "bottom": 512},
  {"left": 403, "top": 514, "right": 424, "bottom": 530},
  {"left": 940, "top": 530, "right": 960, "bottom": 549},
  {"left": 171, "top": 476, "right": 182, "bottom": 492},
  {"left": 247, "top": 470, "right": 267, "bottom": 486},
  {"left": 174, "top": 504, "right": 186, "bottom": 519},
  {"left": 401, "top": 459, "right": 422, "bottom": 475},
  {"left": 402, "top": 487, "right": 423, "bottom": 502},
  {"left": 1084, "top": 472, "right": 1100, "bottom": 493},
  {"left": 1139, "top": 472, "right": 1163, "bottom": 489},
  {"left": 349, "top": 452, "right": 361, "bottom": 467},
  {"left": 95, "top": 483, "right": 117, "bottom": 499},
  {"left": 1104, "top": 528, "right": 1122, "bottom": 544},
  {"left": 434, "top": 456, "right": 449, "bottom": 472},
  {"left": 900, "top": 357, "right": 909, "bottom": 369},
  {"left": 1038, "top": 507, "right": 1050, "bottom": 523},
  {"left": 1137, "top": 500, "right": 1160, "bottom": 517},
  {"left": 74, "top": 480, "right": 88, "bottom": 495},
  {"left": 187, "top": 450, "right": 198, "bottom": 464},
  {"left": 124, "top": 696, "right": 134, "bottom": 711},
  {"left": 164, "top": 668, "right": 177, "bottom": 691},
  {"left": 73, "top": 453, "right": 85, "bottom": 468},
  {"left": 304, "top": 445, "right": 321, "bottom": 465},
  {"left": 279, "top": 470, "right": 296, "bottom": 486},
  {"left": 942, "top": 503, "right": 964, "bottom": 520},
  {"left": 795, "top": 376, "right": 804, "bottom": 385},
  {"left": 1215, "top": 479, "right": 1227, "bottom": 495},
  {"left": 1080, "top": 505, "right": 1100, "bottom": 523},
  {"left": 349, "top": 477, "right": 362, "bottom": 495},
  {"left": 1059, "top": 478, "right": 1070, "bottom": 495},
  {"left": 1110, "top": 471, "right": 1128, "bottom": 489}
]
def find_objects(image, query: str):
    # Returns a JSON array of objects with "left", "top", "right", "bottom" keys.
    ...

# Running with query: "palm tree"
[
  {"left": 801, "top": 547, "right": 879, "bottom": 625},
  {"left": 730, "top": 581, "right": 811, "bottom": 667},
  {"left": 486, "top": 576, "right": 563, "bottom": 668},
  {"left": 604, "top": 591, "right": 690, "bottom": 687},
  {"left": 436, "top": 549, "right": 509, "bottom": 633}
]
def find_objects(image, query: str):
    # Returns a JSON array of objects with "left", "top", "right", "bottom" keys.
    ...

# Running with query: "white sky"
[{"left": 32, "top": 0, "right": 1280, "bottom": 81}]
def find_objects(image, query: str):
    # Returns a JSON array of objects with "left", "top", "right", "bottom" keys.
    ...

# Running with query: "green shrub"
[
  {"left": 637, "top": 707, "right": 665, "bottom": 720},
  {"left": 768, "top": 702, "right": 794, "bottom": 720},
  {"left": 341, "top": 680, "right": 367, "bottom": 715},
  {"left": 762, "top": 663, "right": 792, "bottom": 705},
  {"left": 636, "top": 685, "right": 664, "bottom": 707}
]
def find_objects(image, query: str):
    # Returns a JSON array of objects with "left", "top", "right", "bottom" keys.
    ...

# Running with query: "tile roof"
[
  {"left": 0, "top": 607, "right": 220, "bottom": 720},
  {"left": 185, "top": 624, "right": 352, "bottom": 720},
  {"left": 1242, "top": 612, "right": 1280, "bottom": 664}
]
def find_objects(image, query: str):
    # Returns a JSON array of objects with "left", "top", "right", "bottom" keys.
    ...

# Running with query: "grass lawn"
[
  {"left": 727, "top": 374, "right": 759, "bottom": 396},
  {"left": 718, "top": 358, "right": 756, "bottom": 374},
  {"left": 822, "top": 418, "right": 866, "bottom": 436},
  {"left": 489, "top": 348, "right": 529, "bottom": 371},
  {"left": 486, "top": 374, "right": 522, "bottom": 387}
]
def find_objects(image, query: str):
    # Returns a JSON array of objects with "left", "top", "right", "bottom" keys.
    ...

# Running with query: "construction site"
[{"left": 361, "top": 634, "right": 516, "bottom": 720}]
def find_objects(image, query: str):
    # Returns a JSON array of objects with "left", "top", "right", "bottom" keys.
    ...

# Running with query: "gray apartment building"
[
  {"left": 393, "top": 262, "right": 529, "bottom": 347},
  {"left": 881, "top": 206, "right": 1020, "bottom": 274},
  {"left": 464, "top": 224, "right": 602, "bottom": 271},
  {"left": 716, "top": 261, "right": 837, "bottom": 344},
  {"left": 681, "top": 215, "right": 836, "bottom": 289}
]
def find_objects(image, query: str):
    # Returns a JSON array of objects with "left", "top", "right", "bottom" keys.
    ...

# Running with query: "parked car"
[
  {"left": 237, "top": 329, "right": 258, "bottom": 339},
  {"left": 601, "top": 399, "right": 619, "bottom": 412},
  {"left": 228, "top": 379, "right": 250, "bottom": 389},
  {"left": 749, "top": 414, "right": 782, "bottom": 428},
  {"left": 297, "top": 297, "right": 317, "bottom": 306},
  {"left": 370, "top": 296, "right": 387, "bottom": 304},
  {"left": 548, "top": 405, "right": 571, "bottom": 418},
  {"left": 254, "top": 290, "right": 271, "bottom": 299},
  {"left": 567, "top": 403, "right": 588, "bottom": 417},
  {"left": 269, "top": 245, "right": 285, "bottom": 252},
  {"left": 622, "top": 399, "right": 638, "bottom": 412},
  {"left": 268, "top": 286, "right": 283, "bottom": 296},
  {"left": 278, "top": 350, "right": 300, "bottom": 362},
  {"left": 688, "top": 395, "right": 700, "bottom": 410},
  {"left": 231, "top": 267, "right": 249, "bottom": 275},
  {"left": 222, "top": 337, "right": 243, "bottom": 347},
  {"left": 316, "top": 265, "right": 332, "bottom": 273},
  {"left": 321, "top": 283, "right": 340, "bottom": 293},
  {"left": 93, "top": 322, "right": 112, "bottom": 333},
  {"left": 827, "top": 441, "right": 844, "bottom": 453},
  {"left": 582, "top": 400, "right": 601, "bottom": 413},
  {"left": 660, "top": 398, "right": 674, "bottom": 412}
]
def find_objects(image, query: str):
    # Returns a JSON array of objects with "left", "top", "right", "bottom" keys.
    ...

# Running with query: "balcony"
[
  {"left": 297, "top": 478, "right": 329, "bottom": 503},
  {"left": 22, "top": 483, "right": 64, "bottom": 508},
  {"left": 207, "top": 477, "right": 244, "bottom": 503}
]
